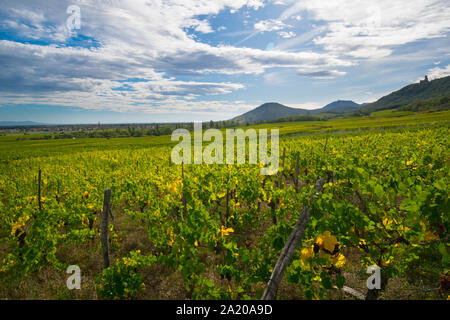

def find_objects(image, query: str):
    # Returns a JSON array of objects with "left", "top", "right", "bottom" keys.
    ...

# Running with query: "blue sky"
[{"left": 0, "top": 0, "right": 449, "bottom": 124}]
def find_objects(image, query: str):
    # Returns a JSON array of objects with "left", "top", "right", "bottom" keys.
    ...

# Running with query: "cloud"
[
  {"left": 4, "top": 0, "right": 447, "bottom": 117},
  {"left": 0, "top": 0, "right": 354, "bottom": 114},
  {"left": 254, "top": 19, "right": 290, "bottom": 32},
  {"left": 274, "top": 26, "right": 325, "bottom": 50},
  {"left": 297, "top": 69, "right": 347, "bottom": 79},
  {"left": 278, "top": 31, "right": 296, "bottom": 38},
  {"left": 0, "top": 6, "right": 71, "bottom": 42},
  {"left": 289, "top": 102, "right": 322, "bottom": 110},
  {"left": 182, "top": 19, "right": 214, "bottom": 34},
  {"left": 0, "top": 91, "right": 256, "bottom": 118},
  {"left": 279, "top": 0, "right": 450, "bottom": 59},
  {"left": 427, "top": 64, "right": 450, "bottom": 80}
]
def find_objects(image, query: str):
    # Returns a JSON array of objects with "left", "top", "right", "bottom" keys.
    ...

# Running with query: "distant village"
[
  {"left": 0, "top": 122, "right": 159, "bottom": 135},
  {"left": 0, "top": 119, "right": 240, "bottom": 139}
]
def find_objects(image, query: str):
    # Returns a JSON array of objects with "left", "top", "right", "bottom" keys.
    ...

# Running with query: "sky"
[{"left": 0, "top": 0, "right": 450, "bottom": 124}]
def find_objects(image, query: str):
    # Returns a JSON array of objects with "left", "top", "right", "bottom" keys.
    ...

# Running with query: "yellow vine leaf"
[
  {"left": 219, "top": 226, "right": 234, "bottom": 237},
  {"left": 316, "top": 231, "right": 338, "bottom": 252}
]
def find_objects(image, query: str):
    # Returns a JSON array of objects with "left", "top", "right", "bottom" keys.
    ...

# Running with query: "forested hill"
[{"left": 362, "top": 75, "right": 450, "bottom": 113}]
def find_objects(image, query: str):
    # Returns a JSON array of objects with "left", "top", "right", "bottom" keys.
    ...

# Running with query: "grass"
[{"left": 369, "top": 110, "right": 414, "bottom": 117}]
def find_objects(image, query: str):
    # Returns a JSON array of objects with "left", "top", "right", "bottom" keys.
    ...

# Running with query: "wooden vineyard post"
[
  {"left": 268, "top": 147, "right": 286, "bottom": 226},
  {"left": 261, "top": 178, "right": 325, "bottom": 300},
  {"left": 333, "top": 285, "right": 365, "bottom": 300},
  {"left": 101, "top": 188, "right": 112, "bottom": 269},
  {"left": 225, "top": 172, "right": 230, "bottom": 222},
  {"left": 278, "top": 147, "right": 285, "bottom": 188},
  {"left": 38, "top": 168, "right": 42, "bottom": 211},
  {"left": 294, "top": 152, "right": 300, "bottom": 192},
  {"left": 181, "top": 162, "right": 186, "bottom": 220}
]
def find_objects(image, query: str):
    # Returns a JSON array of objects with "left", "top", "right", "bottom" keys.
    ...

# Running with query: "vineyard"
[{"left": 0, "top": 120, "right": 449, "bottom": 300}]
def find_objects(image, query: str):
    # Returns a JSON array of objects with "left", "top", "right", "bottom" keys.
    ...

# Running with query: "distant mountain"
[
  {"left": 362, "top": 75, "right": 450, "bottom": 113},
  {"left": 0, "top": 121, "right": 47, "bottom": 127},
  {"left": 232, "top": 102, "right": 309, "bottom": 123},
  {"left": 233, "top": 100, "right": 362, "bottom": 123},
  {"left": 318, "top": 100, "right": 361, "bottom": 113}
]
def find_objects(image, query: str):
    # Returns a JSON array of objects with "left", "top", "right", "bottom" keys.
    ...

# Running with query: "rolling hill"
[
  {"left": 362, "top": 75, "right": 450, "bottom": 113},
  {"left": 318, "top": 100, "right": 361, "bottom": 113},
  {"left": 233, "top": 100, "right": 362, "bottom": 123},
  {"left": 232, "top": 103, "right": 309, "bottom": 123}
]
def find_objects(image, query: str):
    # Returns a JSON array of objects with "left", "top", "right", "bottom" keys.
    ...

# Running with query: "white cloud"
[
  {"left": 274, "top": 26, "right": 325, "bottom": 51},
  {"left": 182, "top": 19, "right": 214, "bottom": 34},
  {"left": 289, "top": 102, "right": 322, "bottom": 110},
  {"left": 278, "top": 31, "right": 296, "bottom": 38},
  {"left": 254, "top": 19, "right": 290, "bottom": 32},
  {"left": 279, "top": 0, "right": 450, "bottom": 59},
  {"left": 5, "top": 0, "right": 447, "bottom": 116},
  {"left": 0, "top": 35, "right": 350, "bottom": 111},
  {"left": 0, "top": 0, "right": 354, "bottom": 114},
  {"left": 427, "top": 64, "right": 450, "bottom": 80}
]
